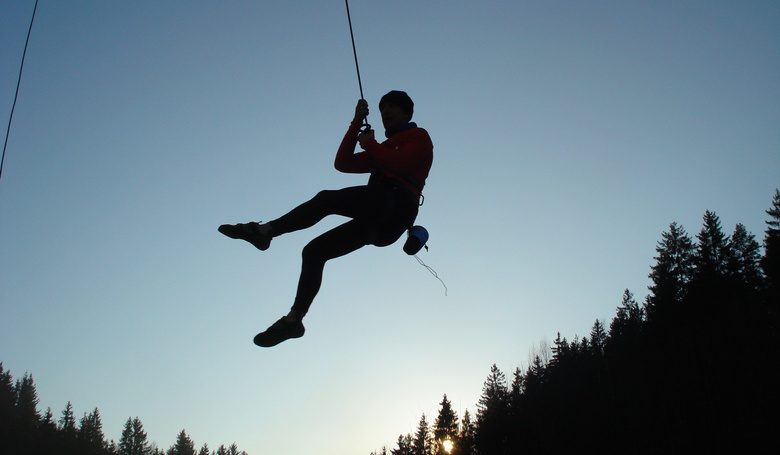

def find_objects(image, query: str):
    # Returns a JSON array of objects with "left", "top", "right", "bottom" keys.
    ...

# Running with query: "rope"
[
  {"left": 344, "top": 0, "right": 365, "bottom": 100},
  {"left": 1, "top": 0, "right": 39, "bottom": 183},
  {"left": 344, "top": 0, "right": 371, "bottom": 131},
  {"left": 414, "top": 254, "right": 448, "bottom": 296}
]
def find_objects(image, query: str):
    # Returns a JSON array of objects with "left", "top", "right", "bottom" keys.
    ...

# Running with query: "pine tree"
[
  {"left": 475, "top": 364, "right": 509, "bottom": 454},
  {"left": 412, "top": 414, "right": 433, "bottom": 455},
  {"left": 762, "top": 189, "right": 780, "bottom": 309},
  {"left": 728, "top": 224, "right": 763, "bottom": 293},
  {"left": 507, "top": 367, "right": 524, "bottom": 414},
  {"left": 14, "top": 372, "right": 40, "bottom": 424},
  {"left": 608, "top": 290, "right": 643, "bottom": 344},
  {"left": 0, "top": 363, "right": 15, "bottom": 432},
  {"left": 432, "top": 394, "right": 458, "bottom": 455},
  {"left": 694, "top": 211, "right": 732, "bottom": 281},
  {"left": 197, "top": 443, "right": 210, "bottom": 455},
  {"left": 457, "top": 410, "right": 475, "bottom": 455},
  {"left": 647, "top": 222, "right": 694, "bottom": 320},
  {"left": 59, "top": 401, "right": 77, "bottom": 434},
  {"left": 168, "top": 430, "right": 196, "bottom": 455},
  {"left": 589, "top": 319, "right": 607, "bottom": 355},
  {"left": 119, "top": 417, "right": 150, "bottom": 455},
  {"left": 391, "top": 434, "right": 414, "bottom": 455},
  {"left": 78, "top": 407, "right": 106, "bottom": 452}
]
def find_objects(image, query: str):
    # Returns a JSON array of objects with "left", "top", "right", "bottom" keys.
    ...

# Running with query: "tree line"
[
  {"left": 371, "top": 189, "right": 780, "bottom": 455},
  {"left": 0, "top": 364, "right": 248, "bottom": 454}
]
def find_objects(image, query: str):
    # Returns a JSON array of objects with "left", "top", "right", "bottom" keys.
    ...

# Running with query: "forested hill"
[{"left": 372, "top": 190, "right": 780, "bottom": 455}]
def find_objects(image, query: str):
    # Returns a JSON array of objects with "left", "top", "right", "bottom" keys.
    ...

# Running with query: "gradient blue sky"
[{"left": 1, "top": 1, "right": 778, "bottom": 453}]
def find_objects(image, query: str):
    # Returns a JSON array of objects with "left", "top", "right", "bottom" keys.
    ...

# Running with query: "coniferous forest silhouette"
[{"left": 2, "top": 190, "right": 779, "bottom": 455}]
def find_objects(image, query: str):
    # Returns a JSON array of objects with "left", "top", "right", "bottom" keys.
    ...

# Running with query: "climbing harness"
[{"left": 1, "top": 0, "right": 39, "bottom": 183}]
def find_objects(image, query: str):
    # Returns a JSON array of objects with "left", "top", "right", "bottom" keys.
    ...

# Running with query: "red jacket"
[{"left": 334, "top": 119, "right": 433, "bottom": 199}]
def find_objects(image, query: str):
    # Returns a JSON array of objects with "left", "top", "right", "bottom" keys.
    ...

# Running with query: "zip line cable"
[{"left": 1, "top": 0, "right": 39, "bottom": 183}]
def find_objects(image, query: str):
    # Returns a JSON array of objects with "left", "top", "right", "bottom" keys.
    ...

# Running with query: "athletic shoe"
[
  {"left": 253, "top": 317, "right": 305, "bottom": 347},
  {"left": 218, "top": 222, "right": 271, "bottom": 251}
]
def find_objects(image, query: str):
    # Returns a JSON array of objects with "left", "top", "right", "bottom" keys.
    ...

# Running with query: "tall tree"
[
  {"left": 457, "top": 410, "right": 475, "bottom": 455},
  {"left": 168, "top": 430, "right": 196, "bottom": 455},
  {"left": 59, "top": 401, "right": 77, "bottom": 435},
  {"left": 694, "top": 211, "right": 731, "bottom": 281},
  {"left": 589, "top": 319, "right": 608, "bottom": 355},
  {"left": 433, "top": 395, "right": 458, "bottom": 454},
  {"left": 391, "top": 434, "right": 413, "bottom": 455},
  {"left": 0, "top": 363, "right": 15, "bottom": 433},
  {"left": 14, "top": 373, "right": 40, "bottom": 424},
  {"left": 762, "top": 189, "right": 780, "bottom": 310},
  {"left": 78, "top": 407, "right": 106, "bottom": 452},
  {"left": 412, "top": 414, "right": 433, "bottom": 455},
  {"left": 608, "top": 290, "right": 643, "bottom": 344},
  {"left": 475, "top": 364, "right": 509, "bottom": 454},
  {"left": 647, "top": 222, "right": 694, "bottom": 320},
  {"left": 728, "top": 224, "right": 763, "bottom": 293},
  {"left": 119, "top": 417, "right": 150, "bottom": 455}
]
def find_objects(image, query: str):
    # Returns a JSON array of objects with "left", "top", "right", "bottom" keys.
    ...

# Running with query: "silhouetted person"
[{"left": 219, "top": 91, "right": 433, "bottom": 347}]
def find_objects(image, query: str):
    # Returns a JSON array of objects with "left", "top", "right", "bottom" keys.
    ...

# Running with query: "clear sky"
[{"left": 1, "top": 1, "right": 778, "bottom": 453}]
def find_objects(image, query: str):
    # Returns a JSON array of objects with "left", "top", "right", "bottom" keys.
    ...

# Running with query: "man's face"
[{"left": 380, "top": 104, "right": 408, "bottom": 131}]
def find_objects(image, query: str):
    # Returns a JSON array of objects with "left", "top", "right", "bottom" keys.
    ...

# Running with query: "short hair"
[{"left": 379, "top": 90, "right": 414, "bottom": 120}]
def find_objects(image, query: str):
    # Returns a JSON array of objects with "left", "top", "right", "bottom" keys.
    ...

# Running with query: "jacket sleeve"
[{"left": 334, "top": 120, "right": 372, "bottom": 173}]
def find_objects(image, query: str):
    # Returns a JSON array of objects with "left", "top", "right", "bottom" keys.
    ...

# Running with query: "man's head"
[{"left": 379, "top": 90, "right": 414, "bottom": 131}]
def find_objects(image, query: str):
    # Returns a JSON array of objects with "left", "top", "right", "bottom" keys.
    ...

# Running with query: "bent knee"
[{"left": 302, "top": 239, "right": 327, "bottom": 263}]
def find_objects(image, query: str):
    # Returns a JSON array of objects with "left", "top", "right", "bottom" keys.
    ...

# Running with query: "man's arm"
[{"left": 334, "top": 100, "right": 373, "bottom": 174}]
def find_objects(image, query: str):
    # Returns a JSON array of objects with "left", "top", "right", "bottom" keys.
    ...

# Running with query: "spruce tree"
[
  {"left": 433, "top": 395, "right": 458, "bottom": 455},
  {"left": 647, "top": 222, "right": 694, "bottom": 320},
  {"left": 0, "top": 363, "right": 15, "bottom": 437},
  {"left": 78, "top": 407, "right": 106, "bottom": 452},
  {"left": 457, "top": 410, "right": 475, "bottom": 455},
  {"left": 14, "top": 373, "right": 40, "bottom": 424},
  {"left": 59, "top": 401, "right": 77, "bottom": 435},
  {"left": 475, "top": 364, "right": 509, "bottom": 454},
  {"left": 762, "top": 189, "right": 780, "bottom": 310},
  {"left": 391, "top": 434, "right": 414, "bottom": 455},
  {"left": 197, "top": 443, "right": 210, "bottom": 455},
  {"left": 728, "top": 224, "right": 763, "bottom": 294},
  {"left": 608, "top": 290, "right": 643, "bottom": 344},
  {"left": 412, "top": 414, "right": 433, "bottom": 455},
  {"left": 589, "top": 319, "right": 607, "bottom": 355},
  {"left": 694, "top": 211, "right": 732, "bottom": 282},
  {"left": 119, "top": 417, "right": 150, "bottom": 455},
  {"left": 168, "top": 430, "right": 196, "bottom": 455}
]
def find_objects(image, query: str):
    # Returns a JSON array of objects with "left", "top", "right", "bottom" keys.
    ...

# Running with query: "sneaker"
[
  {"left": 218, "top": 222, "right": 271, "bottom": 251},
  {"left": 253, "top": 317, "right": 305, "bottom": 347}
]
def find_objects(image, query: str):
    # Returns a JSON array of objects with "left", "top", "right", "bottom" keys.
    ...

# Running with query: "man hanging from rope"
[{"left": 219, "top": 91, "right": 433, "bottom": 347}]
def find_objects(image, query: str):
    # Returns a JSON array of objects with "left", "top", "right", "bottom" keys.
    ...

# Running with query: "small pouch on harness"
[{"left": 403, "top": 225, "right": 429, "bottom": 255}]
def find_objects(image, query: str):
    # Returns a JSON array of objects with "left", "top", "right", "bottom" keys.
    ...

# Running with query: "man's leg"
[
  {"left": 219, "top": 186, "right": 378, "bottom": 251},
  {"left": 253, "top": 219, "right": 374, "bottom": 347},
  {"left": 267, "top": 186, "right": 379, "bottom": 236}
]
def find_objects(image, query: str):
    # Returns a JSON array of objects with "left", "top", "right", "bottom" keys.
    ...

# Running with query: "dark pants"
[{"left": 268, "top": 184, "right": 418, "bottom": 317}]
